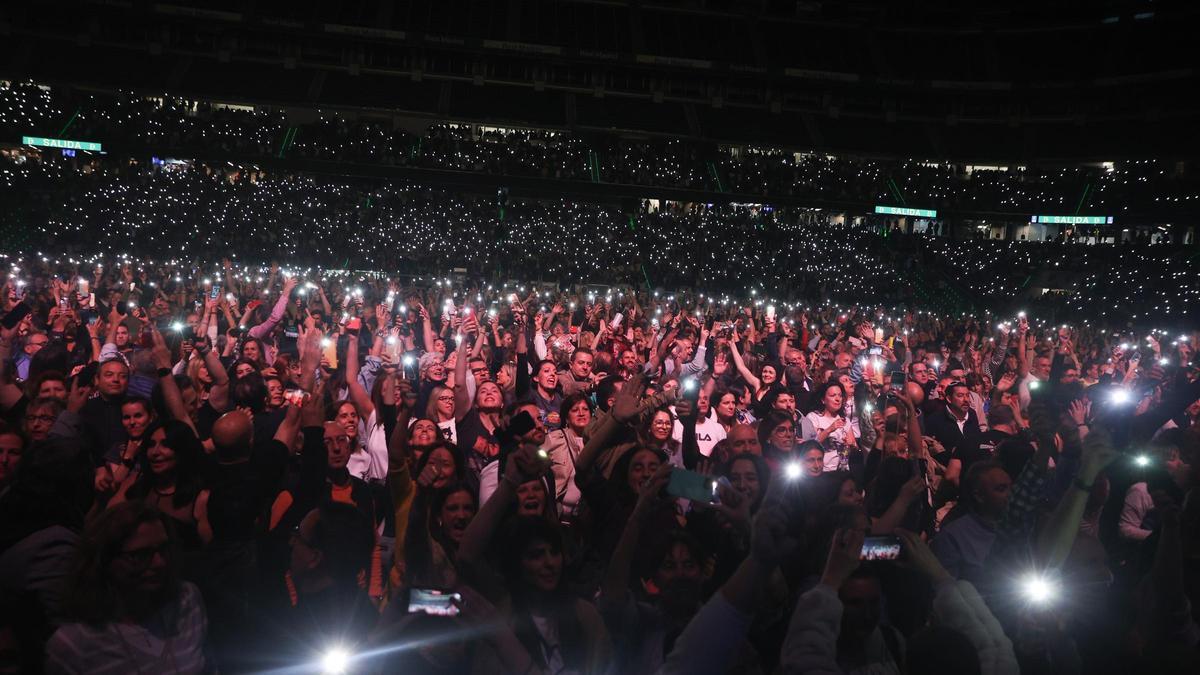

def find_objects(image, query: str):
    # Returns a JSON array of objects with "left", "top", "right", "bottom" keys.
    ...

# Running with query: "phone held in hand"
[
  {"left": 889, "top": 370, "right": 906, "bottom": 389},
  {"left": 681, "top": 377, "right": 700, "bottom": 403},
  {"left": 1, "top": 302, "right": 32, "bottom": 330},
  {"left": 209, "top": 284, "right": 222, "bottom": 301},
  {"left": 666, "top": 469, "right": 720, "bottom": 504},
  {"left": 860, "top": 535, "right": 902, "bottom": 561},
  {"left": 408, "top": 588, "right": 461, "bottom": 617},
  {"left": 283, "top": 389, "right": 310, "bottom": 407}
]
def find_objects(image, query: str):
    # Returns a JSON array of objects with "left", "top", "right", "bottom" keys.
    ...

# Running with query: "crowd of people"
[
  {"left": 0, "top": 250, "right": 1198, "bottom": 674},
  {"left": 5, "top": 80, "right": 1200, "bottom": 214},
  {"left": 3, "top": 150, "right": 1200, "bottom": 328}
]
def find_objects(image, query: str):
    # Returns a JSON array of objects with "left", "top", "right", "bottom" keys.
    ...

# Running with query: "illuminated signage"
[
  {"left": 21, "top": 136, "right": 102, "bottom": 152},
  {"left": 1030, "top": 215, "right": 1114, "bottom": 225},
  {"left": 875, "top": 205, "right": 937, "bottom": 218}
]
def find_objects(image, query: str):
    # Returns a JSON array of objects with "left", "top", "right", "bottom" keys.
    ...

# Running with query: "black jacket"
[{"left": 922, "top": 403, "right": 982, "bottom": 465}]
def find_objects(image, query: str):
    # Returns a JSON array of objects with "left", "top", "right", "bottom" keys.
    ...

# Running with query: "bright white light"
[
  {"left": 1021, "top": 575, "right": 1056, "bottom": 604},
  {"left": 1134, "top": 455, "right": 1151, "bottom": 467},
  {"left": 1110, "top": 388, "right": 1131, "bottom": 405},
  {"left": 784, "top": 462, "right": 803, "bottom": 480},
  {"left": 321, "top": 647, "right": 350, "bottom": 674},
  {"left": 402, "top": 355, "right": 415, "bottom": 366},
  {"left": 171, "top": 321, "right": 183, "bottom": 332}
]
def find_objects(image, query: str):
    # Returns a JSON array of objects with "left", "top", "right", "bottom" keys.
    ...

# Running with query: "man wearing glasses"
[{"left": 15, "top": 330, "right": 49, "bottom": 381}]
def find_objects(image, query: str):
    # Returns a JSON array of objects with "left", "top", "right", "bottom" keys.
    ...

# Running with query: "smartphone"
[
  {"left": 180, "top": 326, "right": 195, "bottom": 341},
  {"left": 1, "top": 302, "right": 32, "bottom": 330},
  {"left": 345, "top": 317, "right": 361, "bottom": 334},
  {"left": 209, "top": 284, "right": 221, "bottom": 301},
  {"left": 666, "top": 469, "right": 720, "bottom": 504},
  {"left": 765, "top": 305, "right": 775, "bottom": 321},
  {"left": 283, "top": 389, "right": 310, "bottom": 407},
  {"left": 889, "top": 370, "right": 906, "bottom": 389},
  {"left": 76, "top": 362, "right": 98, "bottom": 386},
  {"left": 321, "top": 337, "right": 339, "bottom": 369},
  {"left": 611, "top": 312, "right": 624, "bottom": 329},
  {"left": 860, "top": 535, "right": 902, "bottom": 561},
  {"left": 869, "top": 345, "right": 882, "bottom": 356},
  {"left": 681, "top": 377, "right": 700, "bottom": 403},
  {"left": 408, "top": 588, "right": 461, "bottom": 617},
  {"left": 506, "top": 410, "right": 537, "bottom": 440},
  {"left": 874, "top": 327, "right": 884, "bottom": 343}
]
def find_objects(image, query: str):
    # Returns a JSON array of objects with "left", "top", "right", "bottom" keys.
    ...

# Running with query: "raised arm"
[
  {"left": 458, "top": 445, "right": 550, "bottom": 569},
  {"left": 0, "top": 322, "right": 23, "bottom": 412},
  {"left": 727, "top": 332, "right": 762, "bottom": 391},
  {"left": 1016, "top": 326, "right": 1031, "bottom": 379},
  {"left": 345, "top": 325, "right": 375, "bottom": 420},
  {"left": 199, "top": 338, "right": 231, "bottom": 413},
  {"left": 150, "top": 328, "right": 197, "bottom": 434},
  {"left": 248, "top": 276, "right": 296, "bottom": 340},
  {"left": 602, "top": 466, "right": 671, "bottom": 604},
  {"left": 1034, "top": 426, "right": 1117, "bottom": 569}
]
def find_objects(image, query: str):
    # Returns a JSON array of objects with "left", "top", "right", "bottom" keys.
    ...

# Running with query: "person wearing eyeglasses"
[
  {"left": 424, "top": 384, "right": 459, "bottom": 445},
  {"left": 14, "top": 331, "right": 49, "bottom": 382},
  {"left": 22, "top": 397, "right": 63, "bottom": 443},
  {"left": 46, "top": 502, "right": 211, "bottom": 674}
]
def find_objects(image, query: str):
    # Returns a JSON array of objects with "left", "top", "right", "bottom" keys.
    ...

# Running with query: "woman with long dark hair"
[
  {"left": 804, "top": 381, "right": 857, "bottom": 472},
  {"left": 109, "top": 420, "right": 212, "bottom": 550}
]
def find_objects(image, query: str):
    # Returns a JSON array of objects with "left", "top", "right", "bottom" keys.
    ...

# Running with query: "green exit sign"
[
  {"left": 875, "top": 205, "right": 937, "bottom": 218},
  {"left": 22, "top": 136, "right": 103, "bottom": 152},
  {"left": 1030, "top": 215, "right": 1113, "bottom": 225}
]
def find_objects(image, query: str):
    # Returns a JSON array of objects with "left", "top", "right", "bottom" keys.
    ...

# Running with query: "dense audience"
[
  {"left": 5, "top": 80, "right": 1200, "bottom": 214},
  {"left": 3, "top": 152, "right": 1199, "bottom": 328},
  {"left": 0, "top": 248, "right": 1198, "bottom": 674}
]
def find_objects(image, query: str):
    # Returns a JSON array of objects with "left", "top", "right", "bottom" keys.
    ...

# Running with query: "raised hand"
[
  {"left": 395, "top": 379, "right": 418, "bottom": 412},
  {"left": 610, "top": 372, "right": 649, "bottom": 424},
  {"left": 820, "top": 528, "right": 865, "bottom": 589},
  {"left": 149, "top": 327, "right": 173, "bottom": 370}
]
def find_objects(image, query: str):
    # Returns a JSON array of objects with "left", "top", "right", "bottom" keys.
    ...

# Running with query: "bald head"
[
  {"left": 727, "top": 424, "right": 762, "bottom": 457},
  {"left": 212, "top": 410, "right": 254, "bottom": 462},
  {"left": 904, "top": 382, "right": 925, "bottom": 405}
]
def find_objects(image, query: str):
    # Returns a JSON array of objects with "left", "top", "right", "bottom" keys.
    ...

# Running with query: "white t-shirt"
[
  {"left": 805, "top": 411, "right": 858, "bottom": 471},
  {"left": 437, "top": 418, "right": 458, "bottom": 445},
  {"left": 671, "top": 409, "right": 727, "bottom": 458},
  {"left": 348, "top": 408, "right": 388, "bottom": 482}
]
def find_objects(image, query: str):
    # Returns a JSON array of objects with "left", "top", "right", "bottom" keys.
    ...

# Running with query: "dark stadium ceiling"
[{"left": 0, "top": 0, "right": 1196, "bottom": 162}]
